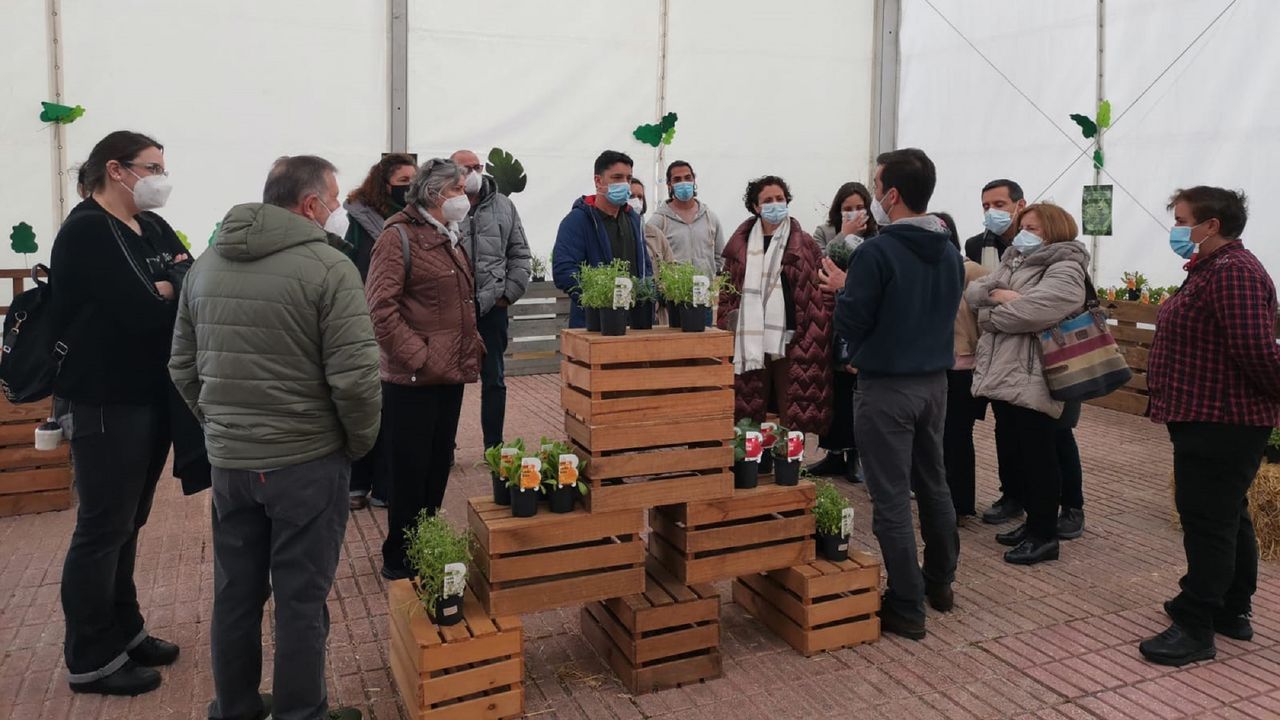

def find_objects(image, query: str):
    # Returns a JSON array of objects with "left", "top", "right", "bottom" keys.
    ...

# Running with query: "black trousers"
[
  {"left": 57, "top": 400, "right": 170, "bottom": 680},
  {"left": 348, "top": 407, "right": 390, "bottom": 501},
  {"left": 1167, "top": 422, "right": 1266, "bottom": 639},
  {"left": 1056, "top": 401, "right": 1084, "bottom": 510},
  {"left": 819, "top": 368, "right": 857, "bottom": 452},
  {"left": 943, "top": 369, "right": 989, "bottom": 516},
  {"left": 478, "top": 306, "right": 510, "bottom": 450},
  {"left": 380, "top": 382, "right": 465, "bottom": 574},
  {"left": 990, "top": 401, "right": 1060, "bottom": 540}
]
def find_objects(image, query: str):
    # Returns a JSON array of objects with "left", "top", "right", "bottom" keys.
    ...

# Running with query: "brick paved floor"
[{"left": 2, "top": 373, "right": 1278, "bottom": 719}]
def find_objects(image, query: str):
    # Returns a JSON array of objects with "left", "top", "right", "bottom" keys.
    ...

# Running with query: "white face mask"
[
  {"left": 870, "top": 195, "right": 892, "bottom": 226},
  {"left": 320, "top": 200, "right": 349, "bottom": 237},
  {"left": 122, "top": 169, "right": 172, "bottom": 211},
  {"left": 441, "top": 193, "right": 471, "bottom": 223},
  {"left": 464, "top": 170, "right": 483, "bottom": 194},
  {"left": 627, "top": 197, "right": 644, "bottom": 216}
]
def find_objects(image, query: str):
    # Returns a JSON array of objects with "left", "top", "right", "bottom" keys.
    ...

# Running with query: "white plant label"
[
  {"left": 692, "top": 275, "right": 711, "bottom": 307},
  {"left": 442, "top": 562, "right": 466, "bottom": 598},
  {"left": 613, "top": 277, "right": 634, "bottom": 309},
  {"left": 519, "top": 457, "right": 542, "bottom": 489},
  {"left": 840, "top": 507, "right": 855, "bottom": 538},
  {"left": 558, "top": 454, "right": 580, "bottom": 487}
]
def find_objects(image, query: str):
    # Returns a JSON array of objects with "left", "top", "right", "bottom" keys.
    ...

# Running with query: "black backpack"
[{"left": 0, "top": 265, "right": 71, "bottom": 404}]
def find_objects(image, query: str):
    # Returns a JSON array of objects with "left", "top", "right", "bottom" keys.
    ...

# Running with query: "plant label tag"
[
  {"left": 519, "top": 457, "right": 541, "bottom": 489},
  {"left": 841, "top": 507, "right": 854, "bottom": 538},
  {"left": 760, "top": 422, "right": 778, "bottom": 446},
  {"left": 540, "top": 443, "right": 555, "bottom": 458},
  {"left": 692, "top": 275, "right": 711, "bottom": 307},
  {"left": 500, "top": 448, "right": 520, "bottom": 477},
  {"left": 558, "top": 454, "right": 579, "bottom": 486},
  {"left": 613, "top": 277, "right": 633, "bottom": 309},
  {"left": 441, "top": 604, "right": 458, "bottom": 616},
  {"left": 786, "top": 431, "right": 805, "bottom": 462},
  {"left": 744, "top": 431, "right": 764, "bottom": 463},
  {"left": 442, "top": 562, "right": 466, "bottom": 598}
]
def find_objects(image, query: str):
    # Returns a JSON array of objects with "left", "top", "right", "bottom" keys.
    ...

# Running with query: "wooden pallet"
[
  {"left": 580, "top": 557, "right": 721, "bottom": 695},
  {"left": 648, "top": 476, "right": 815, "bottom": 585},
  {"left": 506, "top": 281, "right": 569, "bottom": 377},
  {"left": 0, "top": 397, "right": 72, "bottom": 518},
  {"left": 733, "top": 551, "right": 881, "bottom": 657},
  {"left": 467, "top": 497, "right": 646, "bottom": 616},
  {"left": 561, "top": 327, "right": 735, "bottom": 512},
  {"left": 387, "top": 580, "right": 524, "bottom": 719}
]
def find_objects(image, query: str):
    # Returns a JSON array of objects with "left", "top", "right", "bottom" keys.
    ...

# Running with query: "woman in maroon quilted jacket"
[{"left": 717, "top": 175, "right": 833, "bottom": 434}]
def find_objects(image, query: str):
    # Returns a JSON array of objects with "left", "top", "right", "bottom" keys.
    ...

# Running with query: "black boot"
[
  {"left": 845, "top": 450, "right": 864, "bottom": 484},
  {"left": 70, "top": 660, "right": 161, "bottom": 696},
  {"left": 1139, "top": 623, "right": 1216, "bottom": 666},
  {"left": 1163, "top": 600, "right": 1254, "bottom": 641},
  {"left": 996, "top": 523, "right": 1028, "bottom": 547},
  {"left": 804, "top": 451, "right": 847, "bottom": 477},
  {"left": 1057, "top": 508, "right": 1085, "bottom": 539},
  {"left": 926, "top": 582, "right": 954, "bottom": 612},
  {"left": 878, "top": 596, "right": 926, "bottom": 640},
  {"left": 127, "top": 636, "right": 179, "bottom": 667},
  {"left": 982, "top": 495, "right": 1024, "bottom": 524},
  {"left": 1004, "top": 536, "right": 1059, "bottom": 565}
]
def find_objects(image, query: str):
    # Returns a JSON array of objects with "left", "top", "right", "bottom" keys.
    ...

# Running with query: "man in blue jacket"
[
  {"left": 552, "top": 150, "right": 652, "bottom": 327},
  {"left": 836, "top": 148, "right": 963, "bottom": 641}
]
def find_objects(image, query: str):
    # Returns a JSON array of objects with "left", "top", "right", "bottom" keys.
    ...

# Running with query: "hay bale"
[{"left": 1168, "top": 463, "right": 1280, "bottom": 561}]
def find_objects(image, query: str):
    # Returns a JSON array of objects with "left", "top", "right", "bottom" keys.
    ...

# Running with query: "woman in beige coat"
[{"left": 966, "top": 202, "right": 1088, "bottom": 566}]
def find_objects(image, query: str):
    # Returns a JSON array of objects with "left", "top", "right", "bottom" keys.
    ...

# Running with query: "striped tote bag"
[{"left": 1038, "top": 279, "right": 1133, "bottom": 402}]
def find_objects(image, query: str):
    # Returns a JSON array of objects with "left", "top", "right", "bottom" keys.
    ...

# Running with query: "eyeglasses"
[{"left": 123, "top": 162, "right": 169, "bottom": 177}]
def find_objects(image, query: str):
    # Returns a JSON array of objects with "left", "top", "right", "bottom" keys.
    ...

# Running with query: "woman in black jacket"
[{"left": 52, "top": 131, "right": 189, "bottom": 696}]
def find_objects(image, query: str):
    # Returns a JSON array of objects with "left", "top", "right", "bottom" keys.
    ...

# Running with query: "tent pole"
[
  {"left": 1091, "top": 0, "right": 1105, "bottom": 282},
  {"left": 46, "top": 0, "right": 68, "bottom": 229},
  {"left": 390, "top": 0, "right": 409, "bottom": 153},
  {"left": 871, "top": 0, "right": 901, "bottom": 172},
  {"left": 654, "top": 0, "right": 670, "bottom": 191}
]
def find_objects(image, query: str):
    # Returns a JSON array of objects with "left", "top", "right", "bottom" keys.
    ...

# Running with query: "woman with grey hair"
[{"left": 367, "top": 158, "right": 484, "bottom": 580}]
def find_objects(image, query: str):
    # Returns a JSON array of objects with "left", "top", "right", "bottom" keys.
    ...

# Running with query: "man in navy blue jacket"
[
  {"left": 835, "top": 148, "right": 964, "bottom": 640},
  {"left": 552, "top": 150, "right": 652, "bottom": 327}
]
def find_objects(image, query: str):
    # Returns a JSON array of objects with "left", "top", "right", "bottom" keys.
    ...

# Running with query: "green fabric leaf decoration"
[
  {"left": 9, "top": 222, "right": 38, "bottom": 254},
  {"left": 207, "top": 222, "right": 222, "bottom": 247},
  {"left": 176, "top": 230, "right": 191, "bottom": 250},
  {"left": 1092, "top": 149, "right": 1105, "bottom": 169},
  {"left": 1096, "top": 100, "right": 1112, "bottom": 129},
  {"left": 633, "top": 112, "right": 678, "bottom": 147},
  {"left": 485, "top": 147, "right": 528, "bottom": 195},
  {"left": 1069, "top": 113, "right": 1097, "bottom": 139},
  {"left": 39, "top": 102, "right": 85, "bottom": 124}
]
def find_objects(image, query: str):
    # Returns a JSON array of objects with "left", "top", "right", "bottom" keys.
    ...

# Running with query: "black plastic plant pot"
[
  {"left": 679, "top": 303, "right": 707, "bottom": 333},
  {"left": 759, "top": 453, "right": 774, "bottom": 476},
  {"left": 774, "top": 458, "right": 800, "bottom": 486},
  {"left": 1265, "top": 446, "right": 1280, "bottom": 464},
  {"left": 549, "top": 485, "right": 577, "bottom": 513},
  {"left": 600, "top": 308, "right": 629, "bottom": 336},
  {"left": 430, "top": 593, "right": 464, "bottom": 626},
  {"left": 1126, "top": 289, "right": 1141, "bottom": 301},
  {"left": 665, "top": 300, "right": 681, "bottom": 328},
  {"left": 815, "top": 532, "right": 850, "bottom": 562},
  {"left": 734, "top": 461, "right": 759, "bottom": 489},
  {"left": 585, "top": 307, "right": 602, "bottom": 332},
  {"left": 511, "top": 488, "right": 539, "bottom": 517},
  {"left": 630, "top": 301, "right": 655, "bottom": 330},
  {"left": 491, "top": 473, "right": 511, "bottom": 506}
]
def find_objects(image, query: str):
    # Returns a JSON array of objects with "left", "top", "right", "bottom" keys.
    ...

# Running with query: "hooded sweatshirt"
[
  {"left": 169, "top": 202, "right": 382, "bottom": 470},
  {"left": 835, "top": 218, "right": 964, "bottom": 377},
  {"left": 647, "top": 200, "right": 726, "bottom": 276}
]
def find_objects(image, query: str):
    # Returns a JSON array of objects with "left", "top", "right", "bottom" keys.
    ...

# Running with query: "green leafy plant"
[
  {"left": 482, "top": 438, "right": 526, "bottom": 479},
  {"left": 633, "top": 112, "right": 678, "bottom": 147},
  {"left": 404, "top": 511, "right": 473, "bottom": 617},
  {"left": 1269, "top": 429, "right": 1280, "bottom": 450},
  {"left": 657, "top": 261, "right": 697, "bottom": 304},
  {"left": 536, "top": 437, "right": 589, "bottom": 495},
  {"left": 634, "top": 276, "right": 659, "bottom": 304},
  {"left": 573, "top": 259, "right": 631, "bottom": 309},
  {"left": 531, "top": 255, "right": 549, "bottom": 281},
  {"left": 814, "top": 480, "right": 850, "bottom": 537},
  {"left": 770, "top": 423, "right": 792, "bottom": 458},
  {"left": 507, "top": 450, "right": 549, "bottom": 492},
  {"left": 39, "top": 101, "right": 85, "bottom": 124},
  {"left": 1122, "top": 270, "right": 1148, "bottom": 292},
  {"left": 708, "top": 272, "right": 737, "bottom": 298},
  {"left": 826, "top": 239, "right": 855, "bottom": 270},
  {"left": 9, "top": 222, "right": 37, "bottom": 255},
  {"left": 486, "top": 147, "right": 527, "bottom": 195},
  {"left": 732, "top": 418, "right": 759, "bottom": 462}
]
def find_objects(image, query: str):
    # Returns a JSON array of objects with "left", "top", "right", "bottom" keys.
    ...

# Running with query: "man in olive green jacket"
[{"left": 169, "top": 155, "right": 379, "bottom": 720}]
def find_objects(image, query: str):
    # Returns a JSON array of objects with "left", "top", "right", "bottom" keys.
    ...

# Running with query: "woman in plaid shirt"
[{"left": 1140, "top": 186, "right": 1280, "bottom": 667}]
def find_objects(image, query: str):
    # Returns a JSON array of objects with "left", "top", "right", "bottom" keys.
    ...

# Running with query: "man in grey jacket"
[
  {"left": 170, "top": 155, "right": 380, "bottom": 720},
  {"left": 452, "top": 149, "right": 532, "bottom": 450}
]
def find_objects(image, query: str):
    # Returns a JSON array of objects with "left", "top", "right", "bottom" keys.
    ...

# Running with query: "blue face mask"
[
  {"left": 673, "top": 181, "right": 696, "bottom": 202},
  {"left": 1169, "top": 223, "right": 1209, "bottom": 259},
  {"left": 761, "top": 202, "right": 789, "bottom": 226},
  {"left": 1012, "top": 229, "right": 1043, "bottom": 255},
  {"left": 983, "top": 209, "right": 1012, "bottom": 235},
  {"left": 606, "top": 182, "right": 631, "bottom": 206}
]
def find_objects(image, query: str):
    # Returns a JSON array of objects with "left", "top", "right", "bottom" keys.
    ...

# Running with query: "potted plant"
[
  {"left": 773, "top": 429, "right": 804, "bottom": 486},
  {"left": 1266, "top": 429, "right": 1280, "bottom": 464},
  {"left": 813, "top": 480, "right": 853, "bottom": 562},
  {"left": 531, "top": 255, "right": 549, "bottom": 282},
  {"left": 602, "top": 261, "right": 634, "bottom": 336},
  {"left": 404, "top": 510, "right": 473, "bottom": 626},
  {"left": 825, "top": 237, "right": 856, "bottom": 271},
  {"left": 656, "top": 261, "right": 690, "bottom": 329},
  {"left": 759, "top": 421, "right": 779, "bottom": 475},
  {"left": 732, "top": 419, "right": 764, "bottom": 489},
  {"left": 482, "top": 438, "right": 525, "bottom": 506},
  {"left": 631, "top": 276, "right": 658, "bottom": 330},
  {"left": 542, "top": 446, "right": 589, "bottom": 513},
  {"left": 1122, "top": 270, "right": 1147, "bottom": 302},
  {"left": 573, "top": 262, "right": 608, "bottom": 332},
  {"left": 509, "top": 456, "right": 544, "bottom": 517}
]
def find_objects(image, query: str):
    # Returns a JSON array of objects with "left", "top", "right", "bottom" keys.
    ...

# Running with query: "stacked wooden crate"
[{"left": 0, "top": 397, "right": 71, "bottom": 517}]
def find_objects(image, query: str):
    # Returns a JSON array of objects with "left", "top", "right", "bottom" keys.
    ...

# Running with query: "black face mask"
[{"left": 390, "top": 184, "right": 410, "bottom": 207}]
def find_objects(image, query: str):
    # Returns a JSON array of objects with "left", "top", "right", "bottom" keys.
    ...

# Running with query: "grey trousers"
[
  {"left": 854, "top": 373, "right": 959, "bottom": 625},
  {"left": 208, "top": 452, "right": 350, "bottom": 720}
]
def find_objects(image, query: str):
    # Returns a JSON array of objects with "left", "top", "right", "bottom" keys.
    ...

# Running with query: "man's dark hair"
[
  {"left": 594, "top": 150, "right": 634, "bottom": 176},
  {"left": 263, "top": 155, "right": 337, "bottom": 208},
  {"left": 665, "top": 160, "right": 694, "bottom": 184},
  {"left": 982, "top": 178, "right": 1024, "bottom": 203},
  {"left": 875, "top": 148, "right": 936, "bottom": 213},
  {"left": 743, "top": 175, "right": 793, "bottom": 215},
  {"left": 933, "top": 211, "right": 961, "bottom": 251},
  {"left": 1168, "top": 186, "right": 1249, "bottom": 239}
]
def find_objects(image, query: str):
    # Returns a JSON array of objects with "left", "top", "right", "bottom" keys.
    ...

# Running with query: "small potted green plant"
[
  {"left": 531, "top": 255, "right": 549, "bottom": 282},
  {"left": 733, "top": 418, "right": 764, "bottom": 489},
  {"left": 509, "top": 455, "right": 545, "bottom": 517},
  {"left": 658, "top": 261, "right": 696, "bottom": 329},
  {"left": 631, "top": 276, "right": 658, "bottom": 330},
  {"left": 826, "top": 237, "right": 855, "bottom": 271},
  {"left": 482, "top": 438, "right": 525, "bottom": 505},
  {"left": 404, "top": 510, "right": 473, "bottom": 626},
  {"left": 573, "top": 262, "right": 609, "bottom": 332},
  {"left": 773, "top": 428, "right": 804, "bottom": 486},
  {"left": 813, "top": 480, "right": 853, "bottom": 562},
  {"left": 1266, "top": 429, "right": 1280, "bottom": 464},
  {"left": 540, "top": 441, "right": 589, "bottom": 513},
  {"left": 602, "top": 260, "right": 634, "bottom": 336},
  {"left": 1122, "top": 270, "right": 1147, "bottom": 302}
]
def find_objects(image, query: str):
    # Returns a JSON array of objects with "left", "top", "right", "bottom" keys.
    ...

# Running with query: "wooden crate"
[
  {"left": 580, "top": 556, "right": 721, "bottom": 694},
  {"left": 648, "top": 476, "right": 815, "bottom": 585},
  {"left": 467, "top": 497, "right": 645, "bottom": 616},
  {"left": 733, "top": 551, "right": 881, "bottom": 657},
  {"left": 387, "top": 579, "right": 524, "bottom": 719},
  {"left": 0, "top": 397, "right": 72, "bottom": 517},
  {"left": 561, "top": 327, "right": 735, "bottom": 512},
  {"left": 506, "top": 281, "right": 569, "bottom": 376}
]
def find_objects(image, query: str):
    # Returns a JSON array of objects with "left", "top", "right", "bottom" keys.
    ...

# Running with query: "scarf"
[{"left": 734, "top": 218, "right": 789, "bottom": 374}]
